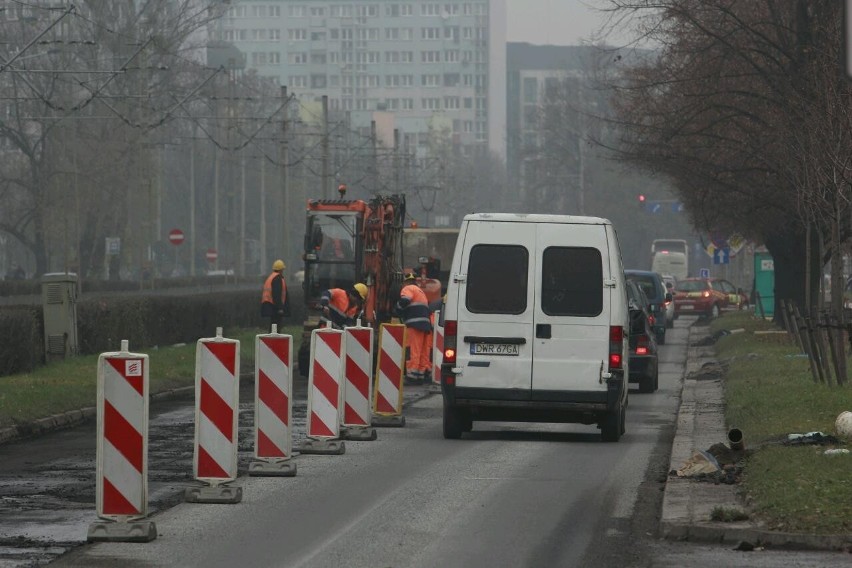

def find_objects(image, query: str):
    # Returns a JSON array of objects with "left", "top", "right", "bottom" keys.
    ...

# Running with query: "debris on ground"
[
  {"left": 670, "top": 441, "right": 748, "bottom": 484},
  {"left": 823, "top": 449, "right": 850, "bottom": 456},
  {"left": 691, "top": 329, "right": 731, "bottom": 346},
  {"left": 674, "top": 450, "right": 721, "bottom": 477},
  {"left": 687, "top": 360, "right": 729, "bottom": 381},
  {"left": 784, "top": 431, "right": 842, "bottom": 446}
]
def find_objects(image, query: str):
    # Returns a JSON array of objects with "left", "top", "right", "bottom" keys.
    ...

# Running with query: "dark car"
[
  {"left": 626, "top": 279, "right": 659, "bottom": 393},
  {"left": 625, "top": 270, "right": 671, "bottom": 345}
]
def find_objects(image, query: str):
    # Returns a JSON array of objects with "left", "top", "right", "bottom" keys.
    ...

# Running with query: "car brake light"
[
  {"left": 703, "top": 291, "right": 710, "bottom": 298},
  {"left": 443, "top": 320, "right": 457, "bottom": 365},
  {"left": 635, "top": 334, "right": 649, "bottom": 356},
  {"left": 648, "top": 314, "right": 655, "bottom": 326},
  {"left": 609, "top": 326, "right": 623, "bottom": 370},
  {"left": 636, "top": 346, "right": 648, "bottom": 355}
]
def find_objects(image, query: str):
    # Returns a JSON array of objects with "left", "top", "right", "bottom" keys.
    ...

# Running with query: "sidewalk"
[{"left": 661, "top": 324, "right": 852, "bottom": 551}]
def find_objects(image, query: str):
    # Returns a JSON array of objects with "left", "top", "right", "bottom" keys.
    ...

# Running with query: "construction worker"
[
  {"left": 320, "top": 283, "right": 367, "bottom": 329},
  {"left": 397, "top": 273, "right": 433, "bottom": 385},
  {"left": 261, "top": 259, "right": 290, "bottom": 332}
]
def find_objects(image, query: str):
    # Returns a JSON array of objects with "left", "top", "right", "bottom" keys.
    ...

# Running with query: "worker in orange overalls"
[
  {"left": 261, "top": 259, "right": 289, "bottom": 332},
  {"left": 397, "top": 273, "right": 433, "bottom": 385},
  {"left": 320, "top": 283, "right": 367, "bottom": 329}
]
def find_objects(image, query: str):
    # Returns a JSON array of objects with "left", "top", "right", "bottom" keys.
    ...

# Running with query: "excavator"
[{"left": 298, "top": 189, "right": 407, "bottom": 375}]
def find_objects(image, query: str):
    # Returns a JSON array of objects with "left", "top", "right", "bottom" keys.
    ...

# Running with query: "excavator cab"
[{"left": 303, "top": 210, "right": 360, "bottom": 307}]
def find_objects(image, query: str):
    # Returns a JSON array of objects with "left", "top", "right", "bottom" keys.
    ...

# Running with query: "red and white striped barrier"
[
  {"left": 250, "top": 328, "right": 296, "bottom": 476},
  {"left": 88, "top": 340, "right": 157, "bottom": 542},
  {"left": 193, "top": 329, "right": 240, "bottom": 485},
  {"left": 432, "top": 311, "right": 444, "bottom": 387},
  {"left": 372, "top": 324, "right": 406, "bottom": 424},
  {"left": 342, "top": 326, "right": 375, "bottom": 436},
  {"left": 306, "top": 328, "right": 344, "bottom": 440}
]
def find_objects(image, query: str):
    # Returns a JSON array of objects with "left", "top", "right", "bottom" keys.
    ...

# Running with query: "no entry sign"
[
  {"left": 168, "top": 229, "right": 185, "bottom": 246},
  {"left": 206, "top": 249, "right": 218, "bottom": 262}
]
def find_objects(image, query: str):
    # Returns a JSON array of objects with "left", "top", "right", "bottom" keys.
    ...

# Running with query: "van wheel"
[
  {"left": 601, "top": 406, "right": 622, "bottom": 442},
  {"left": 443, "top": 402, "right": 464, "bottom": 439}
]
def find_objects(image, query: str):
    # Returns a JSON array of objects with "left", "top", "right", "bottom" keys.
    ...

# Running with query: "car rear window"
[
  {"left": 678, "top": 280, "right": 707, "bottom": 292},
  {"left": 541, "top": 247, "right": 603, "bottom": 317},
  {"left": 627, "top": 274, "right": 661, "bottom": 301},
  {"left": 465, "top": 244, "right": 528, "bottom": 314}
]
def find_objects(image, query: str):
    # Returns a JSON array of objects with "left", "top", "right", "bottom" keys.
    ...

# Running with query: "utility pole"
[
  {"left": 260, "top": 156, "right": 267, "bottom": 276},
  {"left": 371, "top": 120, "right": 378, "bottom": 192},
  {"left": 321, "top": 94, "right": 330, "bottom": 199},
  {"left": 393, "top": 128, "right": 400, "bottom": 193},
  {"left": 281, "top": 86, "right": 290, "bottom": 269},
  {"left": 240, "top": 151, "right": 246, "bottom": 277},
  {"left": 190, "top": 124, "right": 197, "bottom": 277}
]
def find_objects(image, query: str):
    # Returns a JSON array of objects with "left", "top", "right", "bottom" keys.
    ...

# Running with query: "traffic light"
[{"left": 638, "top": 194, "right": 646, "bottom": 209}]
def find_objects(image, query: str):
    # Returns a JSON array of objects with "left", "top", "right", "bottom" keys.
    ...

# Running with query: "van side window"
[
  {"left": 466, "top": 245, "right": 528, "bottom": 314},
  {"left": 541, "top": 247, "right": 603, "bottom": 317}
]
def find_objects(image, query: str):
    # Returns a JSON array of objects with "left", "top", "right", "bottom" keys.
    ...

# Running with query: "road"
[{"left": 2, "top": 320, "right": 849, "bottom": 567}]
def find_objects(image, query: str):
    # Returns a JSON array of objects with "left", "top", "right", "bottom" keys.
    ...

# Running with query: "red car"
[{"left": 674, "top": 277, "right": 745, "bottom": 317}]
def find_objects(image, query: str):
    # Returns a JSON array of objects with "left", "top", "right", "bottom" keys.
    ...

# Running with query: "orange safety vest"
[
  {"left": 261, "top": 272, "right": 286, "bottom": 306},
  {"left": 322, "top": 288, "right": 358, "bottom": 327},
  {"left": 399, "top": 284, "right": 432, "bottom": 331}
]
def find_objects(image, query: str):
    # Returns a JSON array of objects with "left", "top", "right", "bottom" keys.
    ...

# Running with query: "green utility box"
[{"left": 753, "top": 251, "right": 774, "bottom": 319}]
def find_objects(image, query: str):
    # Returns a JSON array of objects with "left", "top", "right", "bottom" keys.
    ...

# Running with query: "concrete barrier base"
[
  {"left": 87, "top": 520, "right": 157, "bottom": 543},
  {"left": 341, "top": 426, "right": 378, "bottom": 441},
  {"left": 184, "top": 484, "right": 243, "bottom": 504},
  {"left": 371, "top": 414, "right": 406, "bottom": 428},
  {"left": 248, "top": 458, "right": 297, "bottom": 477},
  {"left": 299, "top": 438, "right": 346, "bottom": 455}
]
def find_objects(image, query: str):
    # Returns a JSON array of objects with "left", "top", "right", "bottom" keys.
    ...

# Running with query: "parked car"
[
  {"left": 626, "top": 280, "right": 659, "bottom": 393},
  {"left": 625, "top": 269, "right": 671, "bottom": 344},
  {"left": 711, "top": 278, "right": 750, "bottom": 310},
  {"left": 673, "top": 277, "right": 732, "bottom": 317},
  {"left": 660, "top": 273, "right": 678, "bottom": 326}
]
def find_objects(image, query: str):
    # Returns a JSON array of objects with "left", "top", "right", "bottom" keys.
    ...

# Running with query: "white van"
[
  {"left": 440, "top": 213, "right": 629, "bottom": 442},
  {"left": 651, "top": 251, "right": 688, "bottom": 281}
]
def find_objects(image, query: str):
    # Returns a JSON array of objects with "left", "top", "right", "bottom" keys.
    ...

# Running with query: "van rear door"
[
  {"left": 455, "top": 221, "right": 536, "bottom": 393},
  {"left": 532, "top": 223, "right": 611, "bottom": 393}
]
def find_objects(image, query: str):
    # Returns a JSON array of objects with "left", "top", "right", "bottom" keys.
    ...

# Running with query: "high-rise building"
[{"left": 211, "top": 1, "right": 506, "bottom": 162}]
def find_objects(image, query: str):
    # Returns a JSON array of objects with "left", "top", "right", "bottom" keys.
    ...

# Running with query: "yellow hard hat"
[
  {"left": 272, "top": 259, "right": 285, "bottom": 271},
  {"left": 404, "top": 272, "right": 416, "bottom": 281},
  {"left": 353, "top": 283, "right": 368, "bottom": 300}
]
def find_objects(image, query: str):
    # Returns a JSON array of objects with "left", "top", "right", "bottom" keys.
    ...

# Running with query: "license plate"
[
  {"left": 680, "top": 305, "right": 694, "bottom": 310},
  {"left": 470, "top": 343, "right": 520, "bottom": 356}
]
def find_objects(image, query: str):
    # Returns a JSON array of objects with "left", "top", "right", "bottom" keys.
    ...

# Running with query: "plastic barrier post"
[
  {"left": 371, "top": 323, "right": 407, "bottom": 427},
  {"left": 87, "top": 340, "right": 157, "bottom": 543},
  {"left": 340, "top": 325, "right": 377, "bottom": 441},
  {"left": 300, "top": 328, "right": 346, "bottom": 455},
  {"left": 430, "top": 311, "right": 444, "bottom": 394},
  {"left": 249, "top": 326, "right": 297, "bottom": 477},
  {"left": 185, "top": 327, "right": 242, "bottom": 504}
]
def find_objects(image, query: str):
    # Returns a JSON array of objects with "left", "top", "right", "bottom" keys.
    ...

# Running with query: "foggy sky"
[{"left": 506, "top": 0, "right": 631, "bottom": 47}]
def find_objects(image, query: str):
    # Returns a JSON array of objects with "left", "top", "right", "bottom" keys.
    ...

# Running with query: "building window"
[
  {"left": 310, "top": 52, "right": 327, "bottom": 64},
  {"left": 445, "top": 96, "right": 460, "bottom": 110},
  {"left": 444, "top": 73, "right": 460, "bottom": 87},
  {"left": 445, "top": 50, "right": 460, "bottom": 63},
  {"left": 289, "top": 52, "right": 307, "bottom": 64},
  {"left": 444, "top": 4, "right": 460, "bottom": 15},
  {"left": 311, "top": 75, "right": 327, "bottom": 88},
  {"left": 422, "top": 97, "right": 441, "bottom": 110},
  {"left": 288, "top": 5, "right": 305, "bottom": 17},
  {"left": 386, "top": 98, "right": 400, "bottom": 110},
  {"left": 422, "top": 74, "right": 441, "bottom": 87},
  {"left": 311, "top": 31, "right": 326, "bottom": 41},
  {"left": 386, "top": 28, "right": 399, "bottom": 40},
  {"left": 422, "top": 27, "right": 440, "bottom": 40},
  {"left": 401, "top": 75, "right": 414, "bottom": 86},
  {"left": 401, "top": 4, "right": 414, "bottom": 16},
  {"left": 401, "top": 28, "right": 414, "bottom": 41},
  {"left": 400, "top": 51, "right": 414, "bottom": 63},
  {"left": 270, "top": 29, "right": 280, "bottom": 41},
  {"left": 523, "top": 77, "right": 538, "bottom": 103},
  {"left": 269, "top": 52, "right": 280, "bottom": 64},
  {"left": 251, "top": 6, "right": 266, "bottom": 18},
  {"left": 386, "top": 75, "right": 400, "bottom": 87},
  {"left": 289, "top": 29, "right": 306, "bottom": 41},
  {"left": 290, "top": 75, "right": 308, "bottom": 88},
  {"left": 270, "top": 6, "right": 281, "bottom": 17},
  {"left": 310, "top": 6, "right": 326, "bottom": 16},
  {"left": 422, "top": 3, "right": 440, "bottom": 16},
  {"left": 386, "top": 51, "right": 400, "bottom": 63},
  {"left": 402, "top": 98, "right": 414, "bottom": 110},
  {"left": 421, "top": 50, "right": 441, "bottom": 63}
]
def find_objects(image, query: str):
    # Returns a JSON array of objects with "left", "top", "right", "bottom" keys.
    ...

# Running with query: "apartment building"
[{"left": 211, "top": 1, "right": 506, "bottom": 161}]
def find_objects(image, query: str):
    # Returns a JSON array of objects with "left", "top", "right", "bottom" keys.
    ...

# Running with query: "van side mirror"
[{"left": 665, "top": 292, "right": 673, "bottom": 303}]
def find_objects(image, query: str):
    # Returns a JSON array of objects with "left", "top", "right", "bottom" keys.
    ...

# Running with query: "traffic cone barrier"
[{"left": 372, "top": 323, "right": 407, "bottom": 427}]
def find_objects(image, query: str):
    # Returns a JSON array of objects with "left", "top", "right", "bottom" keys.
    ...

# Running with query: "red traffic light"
[{"left": 638, "top": 194, "right": 646, "bottom": 202}]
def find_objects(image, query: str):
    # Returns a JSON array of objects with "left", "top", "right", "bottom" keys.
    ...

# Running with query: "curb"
[{"left": 660, "top": 321, "right": 851, "bottom": 552}]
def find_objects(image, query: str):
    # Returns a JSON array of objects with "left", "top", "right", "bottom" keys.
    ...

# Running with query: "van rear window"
[
  {"left": 466, "top": 245, "right": 528, "bottom": 314},
  {"left": 541, "top": 247, "right": 603, "bottom": 317}
]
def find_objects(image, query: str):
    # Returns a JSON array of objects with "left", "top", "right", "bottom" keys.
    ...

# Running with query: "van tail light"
[
  {"left": 636, "top": 335, "right": 649, "bottom": 356},
  {"left": 443, "top": 320, "right": 457, "bottom": 365},
  {"left": 609, "top": 326, "right": 623, "bottom": 370}
]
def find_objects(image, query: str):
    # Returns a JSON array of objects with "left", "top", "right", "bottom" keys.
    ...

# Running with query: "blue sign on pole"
[
  {"left": 699, "top": 268, "right": 710, "bottom": 278},
  {"left": 713, "top": 247, "right": 730, "bottom": 265},
  {"left": 648, "top": 202, "right": 662, "bottom": 214},
  {"left": 672, "top": 202, "right": 684, "bottom": 213}
]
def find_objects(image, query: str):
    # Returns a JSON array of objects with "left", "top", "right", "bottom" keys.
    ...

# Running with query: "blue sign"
[
  {"left": 713, "top": 247, "right": 730, "bottom": 265},
  {"left": 648, "top": 202, "right": 662, "bottom": 214},
  {"left": 699, "top": 268, "right": 710, "bottom": 278},
  {"left": 672, "top": 202, "right": 684, "bottom": 213}
]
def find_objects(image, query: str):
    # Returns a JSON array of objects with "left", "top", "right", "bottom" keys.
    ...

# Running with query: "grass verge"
[
  {"left": 710, "top": 311, "right": 852, "bottom": 534},
  {"left": 0, "top": 325, "right": 303, "bottom": 430}
]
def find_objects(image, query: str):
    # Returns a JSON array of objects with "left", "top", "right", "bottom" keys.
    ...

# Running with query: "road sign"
[
  {"left": 648, "top": 202, "right": 662, "bottom": 214},
  {"left": 105, "top": 237, "right": 121, "bottom": 256},
  {"left": 168, "top": 229, "right": 185, "bottom": 246},
  {"left": 699, "top": 268, "right": 710, "bottom": 278},
  {"left": 713, "top": 247, "right": 730, "bottom": 265},
  {"left": 672, "top": 202, "right": 684, "bottom": 213},
  {"left": 206, "top": 248, "right": 218, "bottom": 262}
]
